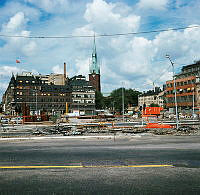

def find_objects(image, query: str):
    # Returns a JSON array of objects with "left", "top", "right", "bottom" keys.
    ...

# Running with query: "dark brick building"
[{"left": 2, "top": 72, "right": 95, "bottom": 116}]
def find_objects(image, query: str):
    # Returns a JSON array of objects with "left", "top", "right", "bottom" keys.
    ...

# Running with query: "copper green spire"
[{"left": 90, "top": 34, "right": 100, "bottom": 74}]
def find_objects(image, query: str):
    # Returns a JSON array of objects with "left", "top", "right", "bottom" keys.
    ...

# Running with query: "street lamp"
[
  {"left": 122, "top": 82, "right": 124, "bottom": 123},
  {"left": 166, "top": 54, "right": 179, "bottom": 129}
]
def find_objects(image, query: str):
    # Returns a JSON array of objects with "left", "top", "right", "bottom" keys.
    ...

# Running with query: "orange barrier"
[
  {"left": 145, "top": 123, "right": 173, "bottom": 129},
  {"left": 143, "top": 107, "right": 163, "bottom": 116}
]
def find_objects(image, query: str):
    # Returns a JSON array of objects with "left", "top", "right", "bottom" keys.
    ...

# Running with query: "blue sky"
[{"left": 0, "top": 0, "right": 200, "bottom": 97}]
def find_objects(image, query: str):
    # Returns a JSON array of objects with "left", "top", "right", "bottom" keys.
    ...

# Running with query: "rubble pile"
[
  {"left": 149, "top": 126, "right": 198, "bottom": 136},
  {"left": 32, "top": 125, "right": 84, "bottom": 136},
  {"left": 1, "top": 123, "right": 199, "bottom": 138}
]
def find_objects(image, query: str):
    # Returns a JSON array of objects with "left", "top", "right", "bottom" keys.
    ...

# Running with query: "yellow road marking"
[{"left": 0, "top": 164, "right": 173, "bottom": 169}]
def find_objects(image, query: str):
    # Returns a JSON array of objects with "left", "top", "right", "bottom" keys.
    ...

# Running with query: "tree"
[
  {"left": 108, "top": 88, "right": 141, "bottom": 113},
  {"left": 95, "top": 91, "right": 104, "bottom": 109},
  {"left": 150, "top": 103, "right": 160, "bottom": 107}
]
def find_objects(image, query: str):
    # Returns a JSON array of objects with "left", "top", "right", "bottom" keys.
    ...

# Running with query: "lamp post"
[
  {"left": 166, "top": 54, "right": 179, "bottom": 129},
  {"left": 192, "top": 88, "right": 195, "bottom": 118},
  {"left": 122, "top": 82, "right": 124, "bottom": 123},
  {"left": 36, "top": 89, "right": 38, "bottom": 116}
]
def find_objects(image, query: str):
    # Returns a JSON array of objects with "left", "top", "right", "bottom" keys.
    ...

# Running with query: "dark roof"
[
  {"left": 139, "top": 87, "right": 162, "bottom": 97},
  {"left": 181, "top": 61, "right": 200, "bottom": 71}
]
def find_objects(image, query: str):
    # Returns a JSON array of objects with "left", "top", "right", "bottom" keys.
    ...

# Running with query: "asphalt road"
[{"left": 0, "top": 135, "right": 200, "bottom": 194}]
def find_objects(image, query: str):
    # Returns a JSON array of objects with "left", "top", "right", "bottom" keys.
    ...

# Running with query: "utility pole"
[
  {"left": 166, "top": 54, "right": 179, "bottom": 129},
  {"left": 34, "top": 87, "right": 38, "bottom": 116},
  {"left": 122, "top": 82, "right": 124, "bottom": 123},
  {"left": 192, "top": 88, "right": 195, "bottom": 118}
]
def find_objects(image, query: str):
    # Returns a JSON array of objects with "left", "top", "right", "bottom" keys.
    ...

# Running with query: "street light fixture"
[
  {"left": 122, "top": 82, "right": 124, "bottom": 123},
  {"left": 166, "top": 54, "right": 179, "bottom": 129}
]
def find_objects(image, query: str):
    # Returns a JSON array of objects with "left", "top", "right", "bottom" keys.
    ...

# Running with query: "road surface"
[{"left": 0, "top": 135, "right": 200, "bottom": 194}]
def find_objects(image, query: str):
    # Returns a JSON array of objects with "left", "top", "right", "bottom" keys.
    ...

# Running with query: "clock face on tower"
[{"left": 92, "top": 74, "right": 95, "bottom": 78}]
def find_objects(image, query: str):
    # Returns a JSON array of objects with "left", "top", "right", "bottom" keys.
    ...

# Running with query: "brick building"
[
  {"left": 89, "top": 36, "right": 101, "bottom": 92},
  {"left": 2, "top": 72, "right": 95, "bottom": 116},
  {"left": 165, "top": 61, "right": 200, "bottom": 112},
  {"left": 2, "top": 72, "right": 71, "bottom": 116}
]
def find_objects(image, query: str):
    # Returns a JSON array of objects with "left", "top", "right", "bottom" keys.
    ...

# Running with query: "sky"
[{"left": 0, "top": 0, "right": 200, "bottom": 97}]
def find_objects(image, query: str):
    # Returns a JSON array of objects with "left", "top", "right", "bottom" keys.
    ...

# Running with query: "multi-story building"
[
  {"left": 165, "top": 61, "right": 200, "bottom": 112},
  {"left": 138, "top": 87, "right": 164, "bottom": 108},
  {"left": 2, "top": 72, "right": 96, "bottom": 116},
  {"left": 69, "top": 75, "right": 95, "bottom": 115},
  {"left": 2, "top": 72, "right": 71, "bottom": 116}
]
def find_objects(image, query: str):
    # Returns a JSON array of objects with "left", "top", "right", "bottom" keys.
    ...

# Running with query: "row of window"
[
  {"left": 16, "top": 91, "right": 68, "bottom": 97},
  {"left": 166, "top": 79, "right": 195, "bottom": 88},
  {"left": 16, "top": 97, "right": 70, "bottom": 102},
  {"left": 72, "top": 94, "right": 95, "bottom": 98},
  {"left": 166, "top": 95, "right": 194, "bottom": 103},
  {"left": 166, "top": 88, "right": 195, "bottom": 94},
  {"left": 30, "top": 104, "right": 66, "bottom": 109},
  {"left": 73, "top": 100, "right": 95, "bottom": 104},
  {"left": 183, "top": 66, "right": 200, "bottom": 73}
]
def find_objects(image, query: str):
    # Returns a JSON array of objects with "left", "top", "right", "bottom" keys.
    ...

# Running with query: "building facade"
[
  {"left": 2, "top": 72, "right": 96, "bottom": 116},
  {"left": 165, "top": 61, "right": 200, "bottom": 112},
  {"left": 138, "top": 87, "right": 164, "bottom": 108},
  {"left": 69, "top": 75, "right": 95, "bottom": 115},
  {"left": 2, "top": 72, "right": 71, "bottom": 116}
]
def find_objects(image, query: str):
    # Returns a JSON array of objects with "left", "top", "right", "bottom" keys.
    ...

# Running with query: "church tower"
[{"left": 89, "top": 35, "right": 101, "bottom": 92}]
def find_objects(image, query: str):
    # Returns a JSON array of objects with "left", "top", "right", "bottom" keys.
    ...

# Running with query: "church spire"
[{"left": 90, "top": 34, "right": 100, "bottom": 74}]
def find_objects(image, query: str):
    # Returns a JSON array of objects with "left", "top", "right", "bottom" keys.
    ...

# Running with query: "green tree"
[
  {"left": 150, "top": 103, "right": 160, "bottom": 107},
  {"left": 109, "top": 88, "right": 141, "bottom": 113},
  {"left": 95, "top": 91, "right": 104, "bottom": 109}
]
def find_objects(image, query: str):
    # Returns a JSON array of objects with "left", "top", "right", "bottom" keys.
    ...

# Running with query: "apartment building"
[
  {"left": 138, "top": 87, "right": 164, "bottom": 108},
  {"left": 165, "top": 61, "right": 200, "bottom": 111},
  {"left": 2, "top": 73, "right": 95, "bottom": 116},
  {"left": 69, "top": 75, "right": 95, "bottom": 115},
  {"left": 2, "top": 72, "right": 71, "bottom": 115}
]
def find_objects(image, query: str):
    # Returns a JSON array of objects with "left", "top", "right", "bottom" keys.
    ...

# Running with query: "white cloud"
[
  {"left": 75, "top": 58, "right": 90, "bottom": 79},
  {"left": 84, "top": 0, "right": 140, "bottom": 33},
  {"left": 73, "top": 25, "right": 95, "bottom": 48},
  {"left": 97, "top": 24, "right": 200, "bottom": 92},
  {"left": 0, "top": 12, "right": 37, "bottom": 59},
  {"left": 26, "top": 0, "right": 70, "bottom": 13},
  {"left": 52, "top": 65, "right": 63, "bottom": 74},
  {"left": 137, "top": 0, "right": 169, "bottom": 10},
  {"left": 0, "top": 1, "right": 40, "bottom": 25},
  {"left": 0, "top": 66, "right": 21, "bottom": 76},
  {"left": 2, "top": 12, "right": 27, "bottom": 33},
  {"left": 22, "top": 41, "right": 37, "bottom": 56}
]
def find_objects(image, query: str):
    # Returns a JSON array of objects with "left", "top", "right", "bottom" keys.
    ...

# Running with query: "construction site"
[{"left": 1, "top": 106, "right": 200, "bottom": 139}]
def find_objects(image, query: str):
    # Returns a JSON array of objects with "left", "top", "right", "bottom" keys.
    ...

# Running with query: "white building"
[{"left": 138, "top": 89, "right": 164, "bottom": 108}]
